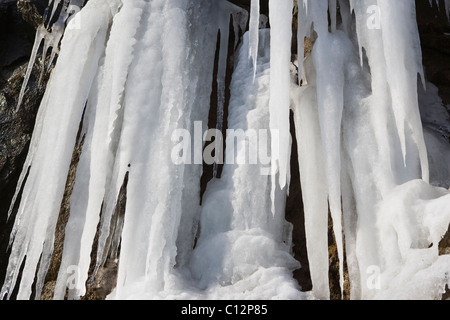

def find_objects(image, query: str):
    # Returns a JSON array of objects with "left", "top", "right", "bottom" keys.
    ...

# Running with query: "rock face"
[{"left": 0, "top": 0, "right": 449, "bottom": 300}]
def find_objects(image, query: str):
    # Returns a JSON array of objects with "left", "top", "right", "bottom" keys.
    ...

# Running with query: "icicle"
[
  {"left": 298, "top": 0, "right": 349, "bottom": 296},
  {"left": 377, "top": 0, "right": 429, "bottom": 181},
  {"left": 249, "top": 0, "right": 260, "bottom": 80},
  {"left": 268, "top": 0, "right": 293, "bottom": 196},
  {"left": 16, "top": 26, "right": 46, "bottom": 111}
]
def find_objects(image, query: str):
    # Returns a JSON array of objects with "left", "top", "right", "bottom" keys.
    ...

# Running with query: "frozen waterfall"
[{"left": 1, "top": 0, "right": 450, "bottom": 300}]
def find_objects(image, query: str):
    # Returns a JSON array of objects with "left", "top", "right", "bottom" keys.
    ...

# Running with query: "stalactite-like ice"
[{"left": 2, "top": 0, "right": 450, "bottom": 301}]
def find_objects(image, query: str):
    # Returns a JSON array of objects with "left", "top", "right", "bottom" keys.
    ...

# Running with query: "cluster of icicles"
[{"left": 2, "top": 0, "right": 450, "bottom": 300}]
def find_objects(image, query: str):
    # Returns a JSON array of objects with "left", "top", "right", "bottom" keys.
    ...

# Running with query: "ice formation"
[{"left": 1, "top": 0, "right": 450, "bottom": 300}]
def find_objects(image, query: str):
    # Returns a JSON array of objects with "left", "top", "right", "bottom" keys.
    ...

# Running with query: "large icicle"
[
  {"left": 16, "top": 26, "right": 46, "bottom": 111},
  {"left": 268, "top": 0, "right": 293, "bottom": 200},
  {"left": 308, "top": 0, "right": 347, "bottom": 293},
  {"left": 292, "top": 74, "right": 330, "bottom": 298}
]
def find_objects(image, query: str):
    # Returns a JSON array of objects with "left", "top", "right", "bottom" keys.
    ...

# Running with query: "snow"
[{"left": 2, "top": 0, "right": 450, "bottom": 301}]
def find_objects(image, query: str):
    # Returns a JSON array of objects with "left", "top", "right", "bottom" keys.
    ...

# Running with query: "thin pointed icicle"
[
  {"left": 16, "top": 25, "right": 46, "bottom": 111},
  {"left": 249, "top": 0, "right": 260, "bottom": 80}
]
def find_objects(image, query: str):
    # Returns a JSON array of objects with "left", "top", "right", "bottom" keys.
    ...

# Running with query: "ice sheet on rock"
[
  {"left": 182, "top": 30, "right": 306, "bottom": 300},
  {"left": 109, "top": 28, "right": 307, "bottom": 300}
]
